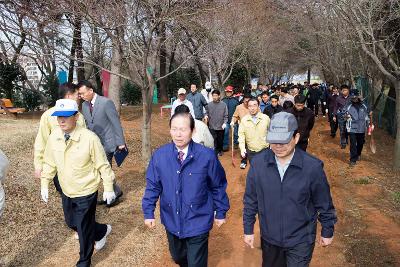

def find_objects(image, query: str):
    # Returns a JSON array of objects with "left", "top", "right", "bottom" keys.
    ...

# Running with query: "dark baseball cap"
[{"left": 266, "top": 112, "right": 298, "bottom": 144}]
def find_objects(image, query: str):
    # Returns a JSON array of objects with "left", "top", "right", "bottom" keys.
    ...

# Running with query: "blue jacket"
[
  {"left": 222, "top": 96, "right": 239, "bottom": 123},
  {"left": 243, "top": 149, "right": 337, "bottom": 247},
  {"left": 186, "top": 91, "right": 208, "bottom": 119},
  {"left": 142, "top": 141, "right": 230, "bottom": 238},
  {"left": 346, "top": 102, "right": 370, "bottom": 133},
  {"left": 259, "top": 101, "right": 270, "bottom": 113}
]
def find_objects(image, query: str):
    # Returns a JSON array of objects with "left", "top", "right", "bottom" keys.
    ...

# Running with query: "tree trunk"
[
  {"left": 75, "top": 18, "right": 85, "bottom": 81},
  {"left": 141, "top": 80, "right": 154, "bottom": 163},
  {"left": 394, "top": 81, "right": 400, "bottom": 170},
  {"left": 159, "top": 23, "right": 168, "bottom": 103},
  {"left": 109, "top": 42, "right": 122, "bottom": 114}
]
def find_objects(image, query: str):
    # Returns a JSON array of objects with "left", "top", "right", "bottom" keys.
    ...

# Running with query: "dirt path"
[
  {"left": 152, "top": 117, "right": 400, "bottom": 267},
  {"left": 1, "top": 109, "right": 399, "bottom": 267}
]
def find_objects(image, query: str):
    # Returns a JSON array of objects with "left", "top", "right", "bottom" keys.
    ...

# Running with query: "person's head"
[
  {"left": 261, "top": 92, "right": 269, "bottom": 103},
  {"left": 59, "top": 82, "right": 79, "bottom": 103},
  {"left": 267, "top": 112, "right": 300, "bottom": 159},
  {"left": 177, "top": 88, "right": 187, "bottom": 101},
  {"left": 350, "top": 95, "right": 362, "bottom": 104},
  {"left": 270, "top": 95, "right": 279, "bottom": 107},
  {"left": 77, "top": 80, "right": 95, "bottom": 102},
  {"left": 243, "top": 93, "right": 252, "bottom": 107},
  {"left": 248, "top": 97, "right": 259, "bottom": 116},
  {"left": 169, "top": 112, "right": 195, "bottom": 150},
  {"left": 190, "top": 84, "right": 197, "bottom": 93},
  {"left": 212, "top": 89, "right": 221, "bottom": 102},
  {"left": 174, "top": 104, "right": 191, "bottom": 114},
  {"left": 52, "top": 99, "right": 79, "bottom": 133},
  {"left": 340, "top": 85, "right": 349, "bottom": 96},
  {"left": 225, "top": 85, "right": 234, "bottom": 97},
  {"left": 294, "top": 94, "right": 307, "bottom": 111},
  {"left": 283, "top": 100, "right": 294, "bottom": 111},
  {"left": 280, "top": 87, "right": 288, "bottom": 96},
  {"left": 332, "top": 86, "right": 339, "bottom": 94},
  {"left": 291, "top": 87, "right": 299, "bottom": 96}
]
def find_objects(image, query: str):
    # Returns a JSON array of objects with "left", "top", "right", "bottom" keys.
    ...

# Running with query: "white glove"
[
  {"left": 230, "top": 121, "right": 235, "bottom": 127},
  {"left": 325, "top": 109, "right": 329, "bottom": 114},
  {"left": 241, "top": 150, "right": 247, "bottom": 158},
  {"left": 103, "top": 191, "right": 116, "bottom": 205},
  {"left": 41, "top": 188, "right": 48, "bottom": 203},
  {"left": 222, "top": 123, "right": 227, "bottom": 130},
  {"left": 323, "top": 102, "right": 326, "bottom": 105}
]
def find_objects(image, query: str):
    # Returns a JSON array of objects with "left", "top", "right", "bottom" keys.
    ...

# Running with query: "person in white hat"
[
  {"left": 40, "top": 99, "right": 115, "bottom": 266},
  {"left": 171, "top": 88, "right": 195, "bottom": 118}
]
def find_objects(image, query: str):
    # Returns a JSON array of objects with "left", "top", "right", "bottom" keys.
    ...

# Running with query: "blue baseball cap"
[
  {"left": 51, "top": 99, "right": 78, "bottom": 117},
  {"left": 267, "top": 112, "right": 298, "bottom": 144}
]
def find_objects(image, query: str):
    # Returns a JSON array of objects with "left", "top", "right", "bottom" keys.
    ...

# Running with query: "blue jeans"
[{"left": 223, "top": 124, "right": 238, "bottom": 150}]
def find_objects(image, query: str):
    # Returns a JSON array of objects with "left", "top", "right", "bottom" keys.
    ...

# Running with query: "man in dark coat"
[{"left": 290, "top": 95, "right": 315, "bottom": 151}]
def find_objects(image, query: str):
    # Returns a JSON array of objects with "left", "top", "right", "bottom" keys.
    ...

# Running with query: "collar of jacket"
[
  {"left": 171, "top": 140, "right": 196, "bottom": 164},
  {"left": 245, "top": 112, "right": 263, "bottom": 122},
  {"left": 265, "top": 148, "right": 303, "bottom": 169},
  {"left": 55, "top": 126, "right": 82, "bottom": 142}
]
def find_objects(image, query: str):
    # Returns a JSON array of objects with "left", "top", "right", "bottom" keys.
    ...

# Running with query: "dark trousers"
[
  {"left": 62, "top": 192, "right": 107, "bottom": 267},
  {"left": 223, "top": 123, "right": 239, "bottom": 150},
  {"left": 329, "top": 113, "right": 338, "bottom": 136},
  {"left": 166, "top": 231, "right": 209, "bottom": 267},
  {"left": 320, "top": 101, "right": 327, "bottom": 116},
  {"left": 106, "top": 152, "right": 122, "bottom": 195},
  {"left": 349, "top": 132, "right": 365, "bottom": 162},
  {"left": 308, "top": 101, "right": 319, "bottom": 116},
  {"left": 262, "top": 239, "right": 315, "bottom": 267},
  {"left": 53, "top": 174, "right": 62, "bottom": 193},
  {"left": 338, "top": 119, "right": 349, "bottom": 146},
  {"left": 247, "top": 148, "right": 267, "bottom": 164},
  {"left": 210, "top": 129, "right": 224, "bottom": 154},
  {"left": 296, "top": 140, "right": 309, "bottom": 152}
]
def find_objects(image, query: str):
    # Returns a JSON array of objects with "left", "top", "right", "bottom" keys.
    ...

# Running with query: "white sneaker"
[
  {"left": 240, "top": 163, "right": 247, "bottom": 169},
  {"left": 74, "top": 232, "right": 79, "bottom": 240},
  {"left": 95, "top": 224, "right": 112, "bottom": 250}
]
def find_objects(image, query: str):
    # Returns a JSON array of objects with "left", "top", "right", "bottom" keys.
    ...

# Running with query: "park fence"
[{"left": 356, "top": 77, "right": 397, "bottom": 137}]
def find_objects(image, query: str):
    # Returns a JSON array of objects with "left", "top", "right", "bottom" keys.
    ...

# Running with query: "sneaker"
[
  {"left": 240, "top": 163, "right": 247, "bottom": 169},
  {"left": 323, "top": 115, "right": 326, "bottom": 118},
  {"left": 74, "top": 232, "right": 79, "bottom": 240},
  {"left": 349, "top": 161, "right": 356, "bottom": 167},
  {"left": 218, "top": 152, "right": 224, "bottom": 157},
  {"left": 95, "top": 225, "right": 112, "bottom": 250}
]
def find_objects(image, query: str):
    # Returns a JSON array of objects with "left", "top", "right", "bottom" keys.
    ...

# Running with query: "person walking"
[
  {"left": 174, "top": 104, "right": 214, "bottom": 148},
  {"left": 291, "top": 95, "right": 315, "bottom": 151},
  {"left": 0, "top": 149, "right": 9, "bottom": 219},
  {"left": 77, "top": 80, "right": 124, "bottom": 207},
  {"left": 40, "top": 99, "right": 115, "bottom": 267},
  {"left": 279, "top": 87, "right": 294, "bottom": 106},
  {"left": 186, "top": 84, "right": 208, "bottom": 121},
  {"left": 345, "top": 95, "right": 372, "bottom": 166},
  {"left": 327, "top": 86, "right": 339, "bottom": 137},
  {"left": 238, "top": 98, "right": 270, "bottom": 169},
  {"left": 307, "top": 83, "right": 321, "bottom": 117},
  {"left": 34, "top": 83, "right": 86, "bottom": 193},
  {"left": 263, "top": 95, "right": 283, "bottom": 119},
  {"left": 142, "top": 112, "right": 230, "bottom": 267},
  {"left": 171, "top": 88, "right": 196, "bottom": 118},
  {"left": 243, "top": 112, "right": 337, "bottom": 267},
  {"left": 222, "top": 85, "right": 240, "bottom": 151},
  {"left": 207, "top": 89, "right": 228, "bottom": 156},
  {"left": 333, "top": 85, "right": 351, "bottom": 149},
  {"left": 259, "top": 92, "right": 270, "bottom": 113}
]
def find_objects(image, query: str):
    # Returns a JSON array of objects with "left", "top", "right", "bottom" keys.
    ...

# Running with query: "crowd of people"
[{"left": 0, "top": 79, "right": 373, "bottom": 267}]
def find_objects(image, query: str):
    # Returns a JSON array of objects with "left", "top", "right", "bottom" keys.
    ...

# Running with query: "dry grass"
[{"left": 0, "top": 107, "right": 171, "bottom": 266}]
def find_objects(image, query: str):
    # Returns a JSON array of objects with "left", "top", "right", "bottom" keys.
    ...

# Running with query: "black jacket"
[
  {"left": 263, "top": 105, "right": 283, "bottom": 119},
  {"left": 243, "top": 149, "right": 337, "bottom": 248},
  {"left": 290, "top": 107, "right": 315, "bottom": 142}
]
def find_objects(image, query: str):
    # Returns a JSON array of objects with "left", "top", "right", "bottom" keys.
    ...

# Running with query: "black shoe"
[
  {"left": 234, "top": 144, "right": 239, "bottom": 149},
  {"left": 349, "top": 161, "right": 356, "bottom": 167},
  {"left": 340, "top": 144, "right": 346, "bottom": 149},
  {"left": 222, "top": 148, "right": 229, "bottom": 152},
  {"left": 218, "top": 152, "right": 224, "bottom": 157},
  {"left": 330, "top": 133, "right": 336, "bottom": 138}
]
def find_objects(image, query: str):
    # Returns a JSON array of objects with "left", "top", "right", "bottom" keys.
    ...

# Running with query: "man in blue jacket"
[
  {"left": 142, "top": 112, "right": 230, "bottom": 267},
  {"left": 243, "top": 112, "right": 337, "bottom": 267}
]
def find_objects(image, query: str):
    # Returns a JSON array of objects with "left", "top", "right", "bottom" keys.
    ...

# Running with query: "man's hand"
[
  {"left": 320, "top": 236, "right": 333, "bottom": 247},
  {"left": 34, "top": 169, "right": 42, "bottom": 180},
  {"left": 41, "top": 188, "right": 48, "bottom": 203},
  {"left": 333, "top": 116, "right": 336, "bottom": 122},
  {"left": 214, "top": 218, "right": 226, "bottom": 227},
  {"left": 230, "top": 120, "right": 236, "bottom": 127},
  {"left": 241, "top": 150, "right": 247, "bottom": 158},
  {"left": 221, "top": 123, "right": 227, "bottom": 130},
  {"left": 103, "top": 191, "right": 116, "bottom": 205},
  {"left": 144, "top": 219, "right": 156, "bottom": 229},
  {"left": 118, "top": 145, "right": 126, "bottom": 150},
  {"left": 244, "top": 234, "right": 254, "bottom": 248}
]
